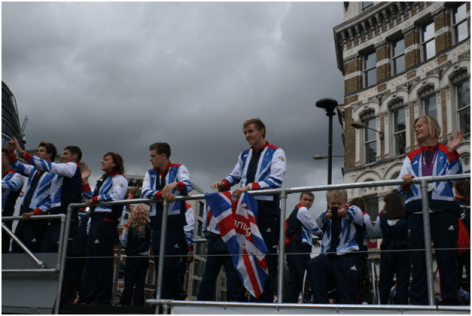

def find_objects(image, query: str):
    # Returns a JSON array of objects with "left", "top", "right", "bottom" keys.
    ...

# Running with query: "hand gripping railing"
[{"left": 65, "top": 173, "right": 469, "bottom": 312}]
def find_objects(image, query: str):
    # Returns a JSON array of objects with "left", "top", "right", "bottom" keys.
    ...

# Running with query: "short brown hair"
[
  {"left": 65, "top": 146, "right": 82, "bottom": 163},
  {"left": 454, "top": 180, "right": 470, "bottom": 200},
  {"left": 300, "top": 192, "right": 314, "bottom": 200},
  {"left": 414, "top": 116, "right": 441, "bottom": 143},
  {"left": 383, "top": 192, "right": 406, "bottom": 219},
  {"left": 39, "top": 141, "right": 57, "bottom": 161},
  {"left": 104, "top": 152, "right": 125, "bottom": 174},
  {"left": 349, "top": 197, "right": 366, "bottom": 213},
  {"left": 326, "top": 189, "right": 347, "bottom": 202},
  {"left": 243, "top": 118, "right": 266, "bottom": 138},
  {"left": 149, "top": 143, "right": 171, "bottom": 159}
]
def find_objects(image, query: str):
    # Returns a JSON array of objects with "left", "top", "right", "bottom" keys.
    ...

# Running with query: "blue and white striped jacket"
[
  {"left": 141, "top": 163, "right": 193, "bottom": 217},
  {"left": 23, "top": 154, "right": 82, "bottom": 212},
  {"left": 83, "top": 173, "right": 128, "bottom": 217},
  {"left": 184, "top": 203, "right": 195, "bottom": 250},
  {"left": 398, "top": 144, "right": 463, "bottom": 213},
  {"left": 2, "top": 170, "right": 24, "bottom": 209},
  {"left": 9, "top": 159, "right": 56, "bottom": 213},
  {"left": 316, "top": 205, "right": 365, "bottom": 256},
  {"left": 286, "top": 203, "right": 322, "bottom": 247},
  {"left": 223, "top": 141, "right": 286, "bottom": 201}
]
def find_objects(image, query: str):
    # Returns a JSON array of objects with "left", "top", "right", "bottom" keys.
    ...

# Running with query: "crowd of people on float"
[{"left": 1, "top": 116, "right": 469, "bottom": 306}]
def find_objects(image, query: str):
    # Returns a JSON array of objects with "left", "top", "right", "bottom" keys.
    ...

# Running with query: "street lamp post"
[{"left": 315, "top": 98, "right": 338, "bottom": 185}]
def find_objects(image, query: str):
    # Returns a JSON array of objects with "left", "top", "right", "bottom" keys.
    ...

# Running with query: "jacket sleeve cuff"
[
  {"left": 400, "top": 184, "right": 411, "bottom": 191},
  {"left": 447, "top": 150, "right": 460, "bottom": 162},
  {"left": 155, "top": 191, "right": 162, "bottom": 199},
  {"left": 21, "top": 151, "right": 33, "bottom": 163},
  {"left": 82, "top": 183, "right": 92, "bottom": 192},
  {"left": 251, "top": 182, "right": 260, "bottom": 190},
  {"left": 176, "top": 182, "right": 186, "bottom": 191},
  {"left": 33, "top": 208, "right": 43, "bottom": 215},
  {"left": 7, "top": 151, "right": 17, "bottom": 162},
  {"left": 221, "top": 180, "right": 230, "bottom": 191},
  {"left": 92, "top": 195, "right": 99, "bottom": 203},
  {"left": 188, "top": 246, "right": 194, "bottom": 252}
]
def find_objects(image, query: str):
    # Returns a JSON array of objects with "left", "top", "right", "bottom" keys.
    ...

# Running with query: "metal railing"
[
  {"left": 2, "top": 213, "right": 69, "bottom": 314},
  {"left": 3, "top": 173, "right": 470, "bottom": 314}
]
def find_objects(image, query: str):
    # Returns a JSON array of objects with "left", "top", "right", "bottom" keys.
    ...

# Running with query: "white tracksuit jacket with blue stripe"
[
  {"left": 9, "top": 159, "right": 56, "bottom": 213},
  {"left": 2, "top": 170, "right": 24, "bottom": 209},
  {"left": 223, "top": 141, "right": 286, "bottom": 201}
]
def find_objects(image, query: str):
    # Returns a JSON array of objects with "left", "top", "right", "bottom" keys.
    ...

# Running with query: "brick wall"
[
  {"left": 376, "top": 47, "right": 390, "bottom": 81},
  {"left": 408, "top": 101, "right": 416, "bottom": 152},
  {"left": 405, "top": 31, "right": 420, "bottom": 68},
  {"left": 344, "top": 107, "right": 356, "bottom": 169}
]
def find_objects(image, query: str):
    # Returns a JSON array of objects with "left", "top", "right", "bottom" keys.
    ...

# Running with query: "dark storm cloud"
[{"left": 3, "top": 2, "right": 345, "bottom": 214}]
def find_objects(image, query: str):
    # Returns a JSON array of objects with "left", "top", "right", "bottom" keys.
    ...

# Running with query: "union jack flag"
[{"left": 205, "top": 191, "right": 268, "bottom": 298}]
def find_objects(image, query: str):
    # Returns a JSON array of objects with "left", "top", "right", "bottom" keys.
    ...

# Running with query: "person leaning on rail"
[
  {"left": 2, "top": 148, "right": 24, "bottom": 253},
  {"left": 398, "top": 115, "right": 464, "bottom": 305},
  {"left": 9, "top": 136, "right": 83, "bottom": 253},
  {"left": 210, "top": 118, "right": 286, "bottom": 303},
  {"left": 7, "top": 139, "right": 57, "bottom": 253},
  {"left": 79, "top": 152, "right": 128, "bottom": 305},
  {"left": 306, "top": 189, "right": 366, "bottom": 304},
  {"left": 141, "top": 142, "right": 193, "bottom": 300}
]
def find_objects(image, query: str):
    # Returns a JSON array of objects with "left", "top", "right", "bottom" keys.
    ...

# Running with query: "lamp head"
[{"left": 316, "top": 98, "right": 338, "bottom": 116}]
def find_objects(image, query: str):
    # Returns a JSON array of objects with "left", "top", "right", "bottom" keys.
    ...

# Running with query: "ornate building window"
[
  {"left": 392, "top": 36, "right": 405, "bottom": 75},
  {"left": 457, "top": 80, "right": 470, "bottom": 135},
  {"left": 452, "top": 3, "right": 468, "bottom": 44},
  {"left": 419, "top": 85, "right": 437, "bottom": 118},
  {"left": 421, "top": 20, "right": 435, "bottom": 61},
  {"left": 364, "top": 51, "right": 377, "bottom": 88},
  {"left": 391, "top": 102, "right": 406, "bottom": 156},
  {"left": 362, "top": 2, "right": 373, "bottom": 12},
  {"left": 365, "top": 194, "right": 379, "bottom": 220},
  {"left": 361, "top": 112, "right": 377, "bottom": 164}
]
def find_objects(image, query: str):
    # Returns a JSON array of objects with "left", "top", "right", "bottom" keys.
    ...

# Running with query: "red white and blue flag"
[{"left": 205, "top": 191, "right": 268, "bottom": 298}]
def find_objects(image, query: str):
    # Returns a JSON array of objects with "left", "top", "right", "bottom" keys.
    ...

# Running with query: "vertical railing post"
[
  {"left": 112, "top": 242, "right": 122, "bottom": 305},
  {"left": 155, "top": 200, "right": 169, "bottom": 313},
  {"left": 277, "top": 190, "right": 287, "bottom": 303},
  {"left": 55, "top": 207, "right": 72, "bottom": 314},
  {"left": 420, "top": 179, "right": 435, "bottom": 306}
]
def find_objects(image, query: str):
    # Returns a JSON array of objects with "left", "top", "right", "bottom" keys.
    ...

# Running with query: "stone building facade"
[{"left": 334, "top": 2, "right": 470, "bottom": 219}]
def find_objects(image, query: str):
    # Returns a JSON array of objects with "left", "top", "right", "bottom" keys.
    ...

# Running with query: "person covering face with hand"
[{"left": 306, "top": 189, "right": 366, "bottom": 304}]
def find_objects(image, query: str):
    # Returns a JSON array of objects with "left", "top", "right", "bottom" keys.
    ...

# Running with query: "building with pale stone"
[{"left": 333, "top": 1, "right": 470, "bottom": 219}]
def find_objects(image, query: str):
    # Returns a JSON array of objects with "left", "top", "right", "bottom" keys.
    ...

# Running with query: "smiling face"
[
  {"left": 61, "top": 149, "right": 75, "bottom": 163},
  {"left": 414, "top": 118, "right": 432, "bottom": 143},
  {"left": 243, "top": 123, "right": 265, "bottom": 148},
  {"left": 299, "top": 193, "right": 314, "bottom": 209},
  {"left": 101, "top": 155, "right": 116, "bottom": 173},
  {"left": 37, "top": 146, "right": 53, "bottom": 162}
]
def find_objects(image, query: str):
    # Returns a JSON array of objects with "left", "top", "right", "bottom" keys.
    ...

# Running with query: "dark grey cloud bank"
[{"left": 3, "top": 2, "right": 346, "bottom": 216}]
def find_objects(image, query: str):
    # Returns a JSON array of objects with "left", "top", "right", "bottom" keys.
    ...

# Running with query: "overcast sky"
[{"left": 3, "top": 2, "right": 347, "bottom": 217}]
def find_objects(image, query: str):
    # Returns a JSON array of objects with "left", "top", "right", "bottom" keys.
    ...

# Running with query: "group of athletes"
[{"left": 1, "top": 116, "right": 468, "bottom": 306}]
